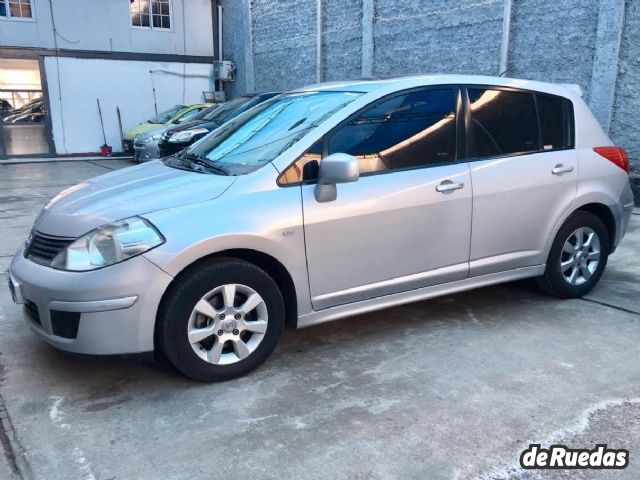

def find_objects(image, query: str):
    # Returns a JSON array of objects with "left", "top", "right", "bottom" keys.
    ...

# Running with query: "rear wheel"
[
  {"left": 157, "top": 259, "right": 285, "bottom": 382},
  {"left": 536, "top": 211, "right": 609, "bottom": 298}
]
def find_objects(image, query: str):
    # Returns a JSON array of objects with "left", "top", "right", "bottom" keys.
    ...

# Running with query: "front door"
[{"left": 299, "top": 86, "right": 473, "bottom": 310}]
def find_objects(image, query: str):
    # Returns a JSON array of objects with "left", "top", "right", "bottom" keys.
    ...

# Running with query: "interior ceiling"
[{"left": 0, "top": 58, "right": 41, "bottom": 90}]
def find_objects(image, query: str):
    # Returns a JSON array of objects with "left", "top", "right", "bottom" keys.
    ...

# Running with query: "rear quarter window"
[{"left": 536, "top": 94, "right": 574, "bottom": 150}]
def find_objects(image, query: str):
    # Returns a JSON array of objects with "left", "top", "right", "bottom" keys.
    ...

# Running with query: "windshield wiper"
[{"left": 183, "top": 153, "right": 230, "bottom": 176}]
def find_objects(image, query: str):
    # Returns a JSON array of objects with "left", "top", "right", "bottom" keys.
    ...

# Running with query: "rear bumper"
[
  {"left": 613, "top": 180, "right": 635, "bottom": 250},
  {"left": 8, "top": 247, "right": 173, "bottom": 355}
]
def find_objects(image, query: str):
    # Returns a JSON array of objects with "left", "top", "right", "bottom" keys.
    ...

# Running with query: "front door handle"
[
  {"left": 436, "top": 180, "right": 464, "bottom": 193},
  {"left": 551, "top": 164, "right": 574, "bottom": 176}
]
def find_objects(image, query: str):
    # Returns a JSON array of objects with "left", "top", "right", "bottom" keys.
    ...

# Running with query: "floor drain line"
[{"left": 580, "top": 297, "right": 640, "bottom": 317}]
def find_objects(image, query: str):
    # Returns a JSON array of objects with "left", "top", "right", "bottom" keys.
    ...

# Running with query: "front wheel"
[
  {"left": 157, "top": 259, "right": 285, "bottom": 382},
  {"left": 536, "top": 211, "right": 609, "bottom": 298}
]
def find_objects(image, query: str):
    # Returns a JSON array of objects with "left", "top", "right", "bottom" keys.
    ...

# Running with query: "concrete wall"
[
  {"left": 251, "top": 0, "right": 318, "bottom": 92},
  {"left": 0, "top": 0, "right": 213, "bottom": 57},
  {"left": 220, "top": 0, "right": 252, "bottom": 98},
  {"left": 508, "top": 0, "right": 600, "bottom": 101},
  {"left": 373, "top": 0, "right": 503, "bottom": 76},
  {"left": 44, "top": 56, "right": 213, "bottom": 154},
  {"left": 610, "top": 0, "right": 640, "bottom": 178},
  {"left": 221, "top": 0, "right": 640, "bottom": 199},
  {"left": 322, "top": 0, "right": 362, "bottom": 81}
]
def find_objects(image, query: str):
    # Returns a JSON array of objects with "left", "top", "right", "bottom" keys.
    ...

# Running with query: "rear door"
[{"left": 464, "top": 86, "right": 577, "bottom": 276}]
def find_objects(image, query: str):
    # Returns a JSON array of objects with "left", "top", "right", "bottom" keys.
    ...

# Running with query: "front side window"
[
  {"left": 179, "top": 91, "right": 361, "bottom": 176},
  {"left": 130, "top": 0, "right": 171, "bottom": 29},
  {"left": 469, "top": 89, "right": 540, "bottom": 157},
  {"left": 0, "top": 0, "right": 33, "bottom": 18},
  {"left": 279, "top": 141, "right": 321, "bottom": 184},
  {"left": 327, "top": 88, "right": 457, "bottom": 175}
]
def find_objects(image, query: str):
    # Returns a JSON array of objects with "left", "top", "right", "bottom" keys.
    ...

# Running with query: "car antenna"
[{"left": 499, "top": 66, "right": 514, "bottom": 77}]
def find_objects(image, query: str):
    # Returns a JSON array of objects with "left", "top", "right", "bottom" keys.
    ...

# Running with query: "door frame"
[{"left": 0, "top": 51, "right": 55, "bottom": 159}]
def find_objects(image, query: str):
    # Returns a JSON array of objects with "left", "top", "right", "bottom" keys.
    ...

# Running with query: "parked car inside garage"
[
  {"left": 0, "top": 99, "right": 13, "bottom": 119},
  {"left": 2, "top": 98, "right": 46, "bottom": 123}
]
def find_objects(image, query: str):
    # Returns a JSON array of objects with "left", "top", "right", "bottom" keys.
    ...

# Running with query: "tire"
[
  {"left": 157, "top": 258, "right": 285, "bottom": 382},
  {"left": 535, "top": 211, "right": 609, "bottom": 298}
]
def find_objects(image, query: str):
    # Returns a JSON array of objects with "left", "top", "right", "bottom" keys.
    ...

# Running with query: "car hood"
[
  {"left": 123, "top": 122, "right": 162, "bottom": 141},
  {"left": 164, "top": 119, "right": 211, "bottom": 134},
  {"left": 35, "top": 160, "right": 236, "bottom": 237}
]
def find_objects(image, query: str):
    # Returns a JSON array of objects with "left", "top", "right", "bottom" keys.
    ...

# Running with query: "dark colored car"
[
  {"left": 158, "top": 92, "right": 280, "bottom": 157},
  {"left": 0, "top": 99, "right": 14, "bottom": 119},
  {"left": 3, "top": 99, "right": 46, "bottom": 123}
]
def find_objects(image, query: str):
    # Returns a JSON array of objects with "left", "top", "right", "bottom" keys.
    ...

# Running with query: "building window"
[
  {"left": 0, "top": 0, "right": 33, "bottom": 19},
  {"left": 130, "top": 0, "right": 171, "bottom": 29}
]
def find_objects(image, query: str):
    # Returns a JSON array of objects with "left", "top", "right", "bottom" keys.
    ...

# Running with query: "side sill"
[{"left": 296, "top": 265, "right": 545, "bottom": 329}]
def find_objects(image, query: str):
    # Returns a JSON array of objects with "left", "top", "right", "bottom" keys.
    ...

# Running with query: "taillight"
[{"left": 593, "top": 146, "right": 630, "bottom": 173}]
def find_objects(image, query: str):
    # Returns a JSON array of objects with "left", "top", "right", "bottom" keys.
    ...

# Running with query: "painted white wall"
[
  {"left": 44, "top": 56, "right": 213, "bottom": 154},
  {"left": 1, "top": 0, "right": 213, "bottom": 57}
]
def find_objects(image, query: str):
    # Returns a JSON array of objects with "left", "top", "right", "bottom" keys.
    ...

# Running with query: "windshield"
[
  {"left": 149, "top": 105, "right": 186, "bottom": 124},
  {"left": 189, "top": 105, "right": 219, "bottom": 122},
  {"left": 182, "top": 91, "right": 361, "bottom": 175},
  {"left": 202, "top": 96, "right": 252, "bottom": 122}
]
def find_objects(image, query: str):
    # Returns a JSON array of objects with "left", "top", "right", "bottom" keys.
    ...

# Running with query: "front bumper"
[
  {"left": 123, "top": 139, "right": 134, "bottom": 153},
  {"left": 8, "top": 247, "right": 173, "bottom": 355},
  {"left": 133, "top": 140, "right": 161, "bottom": 162}
]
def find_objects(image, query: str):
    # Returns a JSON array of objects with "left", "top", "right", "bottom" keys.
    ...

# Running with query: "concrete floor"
[{"left": 0, "top": 160, "right": 639, "bottom": 480}]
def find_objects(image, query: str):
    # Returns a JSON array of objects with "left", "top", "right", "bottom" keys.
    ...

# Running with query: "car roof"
[
  {"left": 184, "top": 103, "right": 214, "bottom": 108},
  {"left": 294, "top": 74, "right": 582, "bottom": 99}
]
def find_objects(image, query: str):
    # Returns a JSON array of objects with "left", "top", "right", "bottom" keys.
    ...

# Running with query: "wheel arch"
[
  {"left": 155, "top": 248, "right": 299, "bottom": 351},
  {"left": 574, "top": 202, "right": 616, "bottom": 247}
]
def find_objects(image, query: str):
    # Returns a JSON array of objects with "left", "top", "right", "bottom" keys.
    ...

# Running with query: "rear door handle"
[
  {"left": 436, "top": 180, "right": 464, "bottom": 193},
  {"left": 551, "top": 164, "right": 574, "bottom": 176}
]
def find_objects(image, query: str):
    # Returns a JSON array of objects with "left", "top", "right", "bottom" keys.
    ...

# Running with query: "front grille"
[
  {"left": 123, "top": 139, "right": 133, "bottom": 153},
  {"left": 25, "top": 232, "right": 73, "bottom": 266},
  {"left": 24, "top": 300, "right": 41, "bottom": 326}
]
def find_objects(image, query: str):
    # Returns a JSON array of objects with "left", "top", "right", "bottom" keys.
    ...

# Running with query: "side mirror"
[{"left": 314, "top": 153, "right": 359, "bottom": 202}]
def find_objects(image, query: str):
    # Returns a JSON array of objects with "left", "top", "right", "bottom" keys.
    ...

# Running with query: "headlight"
[
  {"left": 51, "top": 217, "right": 164, "bottom": 271},
  {"left": 143, "top": 133, "right": 163, "bottom": 143},
  {"left": 169, "top": 128, "right": 208, "bottom": 143}
]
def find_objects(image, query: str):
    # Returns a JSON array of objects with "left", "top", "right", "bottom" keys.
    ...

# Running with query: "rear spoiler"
[{"left": 558, "top": 84, "right": 583, "bottom": 97}]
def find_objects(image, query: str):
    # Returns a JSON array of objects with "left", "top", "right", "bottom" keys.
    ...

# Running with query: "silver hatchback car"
[{"left": 8, "top": 75, "right": 635, "bottom": 381}]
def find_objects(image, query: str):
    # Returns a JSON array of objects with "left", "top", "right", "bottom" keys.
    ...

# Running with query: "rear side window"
[
  {"left": 469, "top": 89, "right": 540, "bottom": 157},
  {"left": 327, "top": 88, "right": 457, "bottom": 174},
  {"left": 537, "top": 94, "right": 573, "bottom": 150}
]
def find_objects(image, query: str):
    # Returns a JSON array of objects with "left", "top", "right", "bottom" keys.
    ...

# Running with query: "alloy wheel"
[
  {"left": 187, "top": 283, "right": 268, "bottom": 365},
  {"left": 559, "top": 227, "right": 601, "bottom": 286}
]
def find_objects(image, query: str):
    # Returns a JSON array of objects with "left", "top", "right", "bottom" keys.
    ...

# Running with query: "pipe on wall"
[
  {"left": 499, "top": 0, "right": 512, "bottom": 75},
  {"left": 316, "top": 0, "right": 322, "bottom": 83}
]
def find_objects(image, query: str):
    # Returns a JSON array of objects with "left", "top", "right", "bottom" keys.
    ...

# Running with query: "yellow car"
[{"left": 122, "top": 103, "right": 211, "bottom": 153}]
